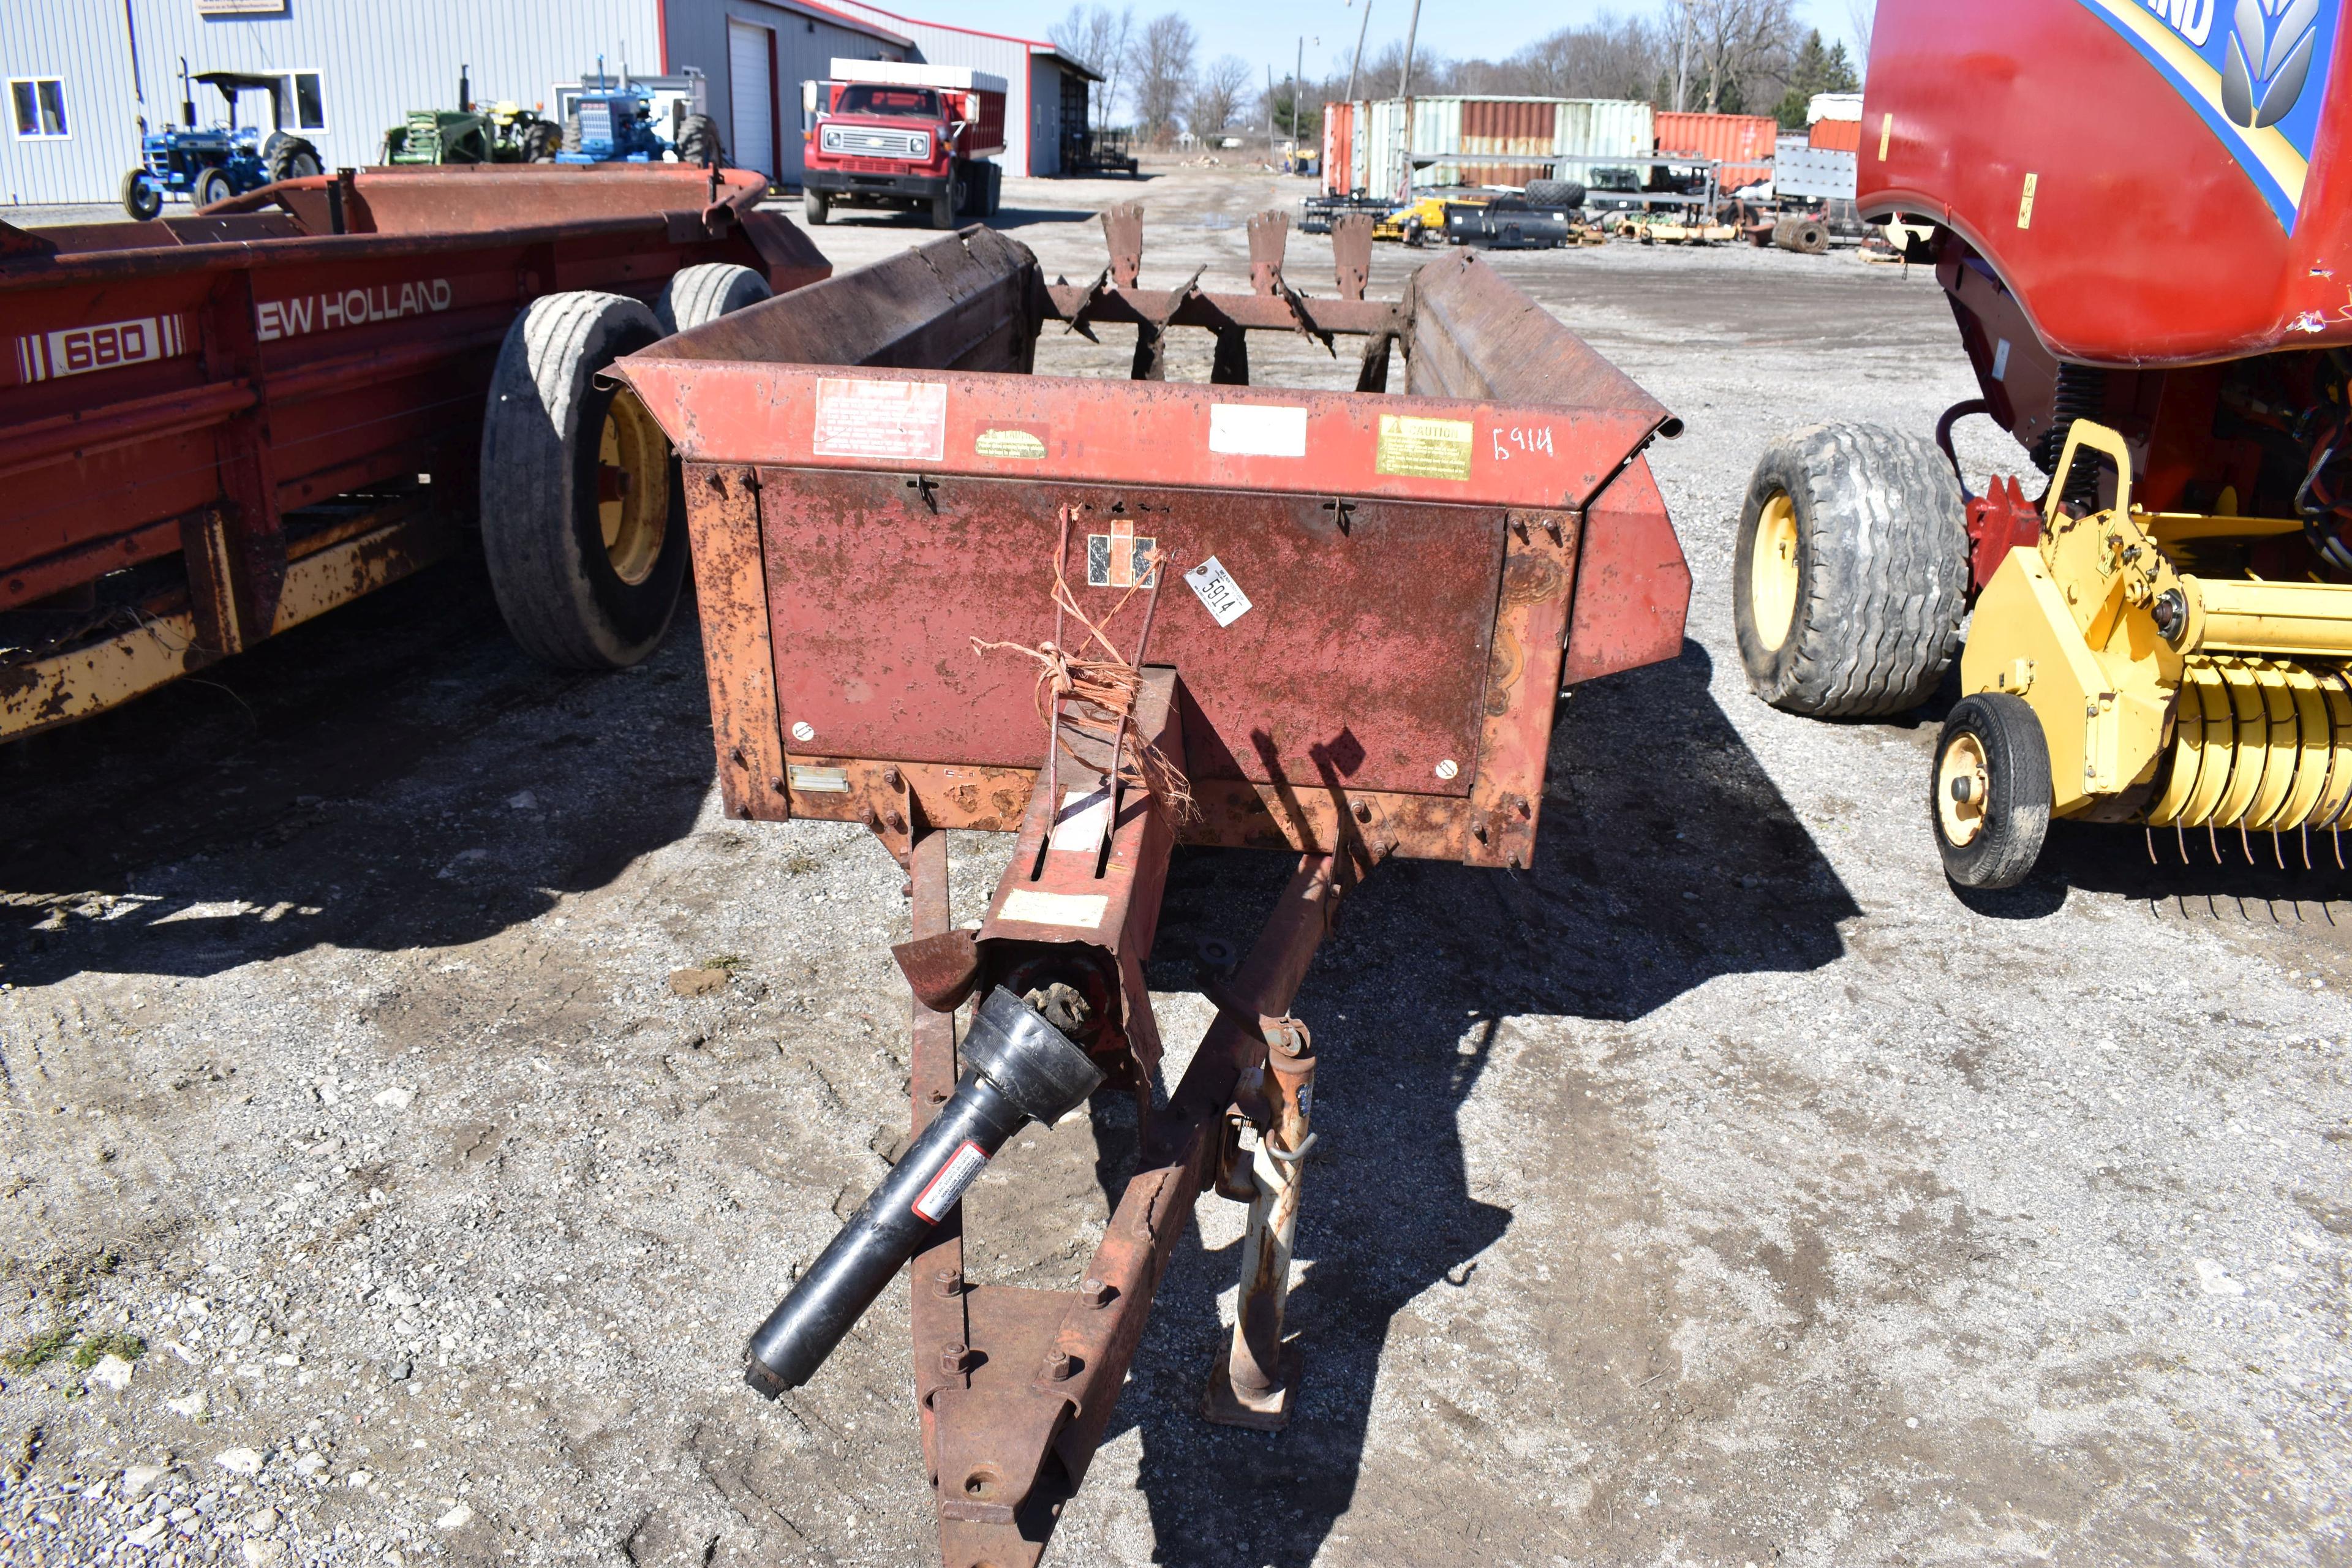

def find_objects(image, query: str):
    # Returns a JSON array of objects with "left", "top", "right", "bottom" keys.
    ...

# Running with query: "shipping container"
[
  {"left": 1322, "top": 100, "right": 1355, "bottom": 192},
  {"left": 1653, "top": 111, "right": 1777, "bottom": 190},
  {"left": 1330, "top": 96, "right": 1653, "bottom": 199},
  {"left": 1809, "top": 118, "right": 1863, "bottom": 152}
]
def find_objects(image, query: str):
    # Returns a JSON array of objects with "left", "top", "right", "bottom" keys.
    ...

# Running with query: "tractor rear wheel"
[
  {"left": 1733, "top": 421, "right": 1969, "bottom": 717},
  {"left": 654, "top": 263, "right": 771, "bottom": 337},
  {"left": 480, "top": 292, "right": 686, "bottom": 669},
  {"left": 121, "top": 170, "right": 162, "bottom": 221},
  {"left": 193, "top": 167, "right": 234, "bottom": 209},
  {"left": 1931, "top": 693, "right": 2051, "bottom": 889},
  {"left": 674, "top": 113, "right": 724, "bottom": 167},
  {"left": 519, "top": 121, "right": 561, "bottom": 162},
  {"left": 268, "top": 138, "right": 321, "bottom": 182}
]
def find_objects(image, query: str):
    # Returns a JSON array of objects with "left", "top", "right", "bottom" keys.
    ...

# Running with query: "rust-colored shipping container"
[
  {"left": 1810, "top": 117, "right": 1863, "bottom": 153},
  {"left": 1654, "top": 111, "right": 1779, "bottom": 188},
  {"left": 1322, "top": 100, "right": 1355, "bottom": 193}
]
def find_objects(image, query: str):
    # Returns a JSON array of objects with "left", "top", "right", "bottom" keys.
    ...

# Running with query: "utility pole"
[
  {"left": 1675, "top": 1, "right": 1693, "bottom": 113},
  {"left": 1292, "top": 36, "right": 1305, "bottom": 170},
  {"left": 1344, "top": 0, "right": 1371, "bottom": 105},
  {"left": 1267, "top": 62, "right": 1276, "bottom": 170},
  {"left": 1396, "top": 0, "right": 1423, "bottom": 200}
]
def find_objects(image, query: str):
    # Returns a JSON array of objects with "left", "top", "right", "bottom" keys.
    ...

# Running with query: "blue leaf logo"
[{"left": 2222, "top": 0, "right": 2323, "bottom": 129}]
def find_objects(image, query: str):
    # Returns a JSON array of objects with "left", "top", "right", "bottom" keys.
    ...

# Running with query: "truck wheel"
[
  {"left": 930, "top": 177, "right": 962, "bottom": 230},
  {"left": 480, "top": 292, "right": 686, "bottom": 669},
  {"left": 268, "top": 138, "right": 322, "bottom": 182},
  {"left": 121, "top": 170, "right": 163, "bottom": 221},
  {"left": 1733, "top": 422, "right": 1969, "bottom": 717},
  {"left": 983, "top": 160, "right": 1003, "bottom": 216},
  {"left": 192, "top": 167, "right": 234, "bottom": 209},
  {"left": 654, "top": 263, "right": 772, "bottom": 336},
  {"left": 1932, "top": 693, "right": 2051, "bottom": 889},
  {"left": 804, "top": 189, "right": 829, "bottom": 225}
]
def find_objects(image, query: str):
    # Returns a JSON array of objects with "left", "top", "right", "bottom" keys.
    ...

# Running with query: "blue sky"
[{"left": 976, "top": 0, "right": 1861, "bottom": 88}]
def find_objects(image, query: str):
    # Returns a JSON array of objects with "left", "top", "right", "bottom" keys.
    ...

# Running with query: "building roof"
[{"left": 824, "top": 1, "right": 1104, "bottom": 80}]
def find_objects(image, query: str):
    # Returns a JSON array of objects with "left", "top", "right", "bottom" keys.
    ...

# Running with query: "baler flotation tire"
[
  {"left": 268, "top": 138, "right": 322, "bottom": 183},
  {"left": 804, "top": 189, "right": 829, "bottom": 225},
  {"left": 1932, "top": 693, "right": 2051, "bottom": 889},
  {"left": 1734, "top": 421, "right": 1970, "bottom": 718},
  {"left": 654, "top": 263, "right": 772, "bottom": 337},
  {"left": 480, "top": 292, "right": 686, "bottom": 671}
]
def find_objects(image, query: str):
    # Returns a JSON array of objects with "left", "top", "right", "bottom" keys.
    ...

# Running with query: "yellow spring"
[{"left": 2145, "top": 657, "right": 2352, "bottom": 832}]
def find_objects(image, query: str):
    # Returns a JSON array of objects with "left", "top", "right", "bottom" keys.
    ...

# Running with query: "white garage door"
[{"left": 729, "top": 20, "right": 775, "bottom": 179}]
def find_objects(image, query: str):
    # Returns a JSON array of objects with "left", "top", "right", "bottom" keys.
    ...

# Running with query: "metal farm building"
[{"left": 1, "top": 0, "right": 927, "bottom": 206}]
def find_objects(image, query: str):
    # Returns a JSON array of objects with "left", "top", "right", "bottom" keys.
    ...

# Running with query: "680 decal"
[{"left": 13, "top": 313, "right": 189, "bottom": 384}]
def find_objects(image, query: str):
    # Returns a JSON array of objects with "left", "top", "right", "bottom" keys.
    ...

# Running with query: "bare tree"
[
  {"left": 1126, "top": 12, "right": 1197, "bottom": 146},
  {"left": 1051, "top": 4, "right": 1134, "bottom": 129},
  {"left": 1686, "top": 0, "right": 1800, "bottom": 113},
  {"left": 1188, "top": 55, "right": 1250, "bottom": 140},
  {"left": 1508, "top": 12, "right": 1672, "bottom": 99},
  {"left": 1844, "top": 0, "right": 1874, "bottom": 70}
]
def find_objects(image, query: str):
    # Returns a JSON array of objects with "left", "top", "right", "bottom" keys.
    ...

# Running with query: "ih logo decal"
[{"left": 2223, "top": 0, "right": 2323, "bottom": 127}]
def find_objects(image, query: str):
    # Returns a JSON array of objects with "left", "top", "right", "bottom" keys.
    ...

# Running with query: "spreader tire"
[
  {"left": 653, "top": 263, "right": 771, "bottom": 337},
  {"left": 1931, "top": 693, "right": 2051, "bottom": 890},
  {"left": 1734, "top": 421, "right": 1969, "bottom": 717},
  {"left": 480, "top": 292, "right": 686, "bottom": 669}
]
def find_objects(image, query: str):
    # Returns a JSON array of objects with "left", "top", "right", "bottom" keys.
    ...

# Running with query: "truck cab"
[{"left": 800, "top": 61, "right": 1005, "bottom": 230}]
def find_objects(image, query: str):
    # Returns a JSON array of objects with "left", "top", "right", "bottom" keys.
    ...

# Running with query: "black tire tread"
[
  {"left": 267, "top": 138, "right": 320, "bottom": 183},
  {"left": 1737, "top": 421, "right": 1969, "bottom": 718},
  {"left": 1933, "top": 693, "right": 2052, "bottom": 889},
  {"left": 1523, "top": 178, "right": 1585, "bottom": 209},
  {"left": 654, "top": 263, "right": 771, "bottom": 337},
  {"left": 479, "top": 292, "right": 673, "bottom": 669}
]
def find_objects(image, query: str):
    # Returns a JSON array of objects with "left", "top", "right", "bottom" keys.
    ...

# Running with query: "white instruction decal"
[
  {"left": 910, "top": 1140, "right": 989, "bottom": 1223},
  {"left": 1000, "top": 889, "right": 1109, "bottom": 928},
  {"left": 1208, "top": 402, "right": 1308, "bottom": 458},
  {"left": 1184, "top": 556, "right": 1254, "bottom": 627},
  {"left": 813, "top": 377, "right": 946, "bottom": 461}
]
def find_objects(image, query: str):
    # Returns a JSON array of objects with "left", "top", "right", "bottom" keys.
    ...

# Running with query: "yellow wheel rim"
[
  {"left": 1750, "top": 491, "right": 1801, "bottom": 652},
  {"left": 597, "top": 388, "right": 669, "bottom": 587},
  {"left": 1938, "top": 731, "right": 1989, "bottom": 847}
]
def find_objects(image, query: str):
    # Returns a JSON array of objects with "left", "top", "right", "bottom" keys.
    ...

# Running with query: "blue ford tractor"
[
  {"left": 121, "top": 62, "right": 321, "bottom": 220},
  {"left": 556, "top": 63, "right": 722, "bottom": 165}
]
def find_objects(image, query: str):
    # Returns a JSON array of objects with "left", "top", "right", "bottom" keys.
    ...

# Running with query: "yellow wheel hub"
[
  {"left": 1750, "top": 491, "right": 1801, "bottom": 652},
  {"left": 597, "top": 389, "right": 669, "bottom": 587},
  {"left": 1938, "top": 731, "right": 1989, "bottom": 847}
]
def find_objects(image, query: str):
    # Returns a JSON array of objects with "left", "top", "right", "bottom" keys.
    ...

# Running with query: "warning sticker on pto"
[
  {"left": 813, "top": 377, "right": 946, "bottom": 462},
  {"left": 1374, "top": 413, "right": 1474, "bottom": 481},
  {"left": 910, "top": 1139, "right": 989, "bottom": 1223},
  {"left": 1185, "top": 556, "right": 1254, "bottom": 627}
]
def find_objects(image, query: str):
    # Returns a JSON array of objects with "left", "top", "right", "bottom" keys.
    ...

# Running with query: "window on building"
[
  {"left": 286, "top": 71, "right": 325, "bottom": 131},
  {"left": 9, "top": 78, "right": 69, "bottom": 140}
]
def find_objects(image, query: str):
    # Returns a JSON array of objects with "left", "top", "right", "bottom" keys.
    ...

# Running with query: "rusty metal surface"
[
  {"left": 734, "top": 470, "right": 1502, "bottom": 797},
  {"left": 1042, "top": 282, "right": 1396, "bottom": 337},
  {"left": 682, "top": 467, "right": 788, "bottom": 825},
  {"left": 1331, "top": 214, "right": 1374, "bottom": 302},
  {"left": 1466, "top": 511, "right": 1581, "bottom": 869},
  {"left": 1559, "top": 456, "right": 1692, "bottom": 687}
]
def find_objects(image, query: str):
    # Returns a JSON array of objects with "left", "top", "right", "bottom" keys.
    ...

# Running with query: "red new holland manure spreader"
[
  {"left": 612, "top": 207, "right": 1691, "bottom": 1565},
  {"left": 1733, "top": 0, "right": 2352, "bottom": 889},
  {"left": 801, "top": 59, "right": 1008, "bottom": 230}
]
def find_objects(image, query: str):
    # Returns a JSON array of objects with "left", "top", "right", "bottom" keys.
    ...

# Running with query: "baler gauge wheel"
[
  {"left": 1748, "top": 491, "right": 1801, "bottom": 652},
  {"left": 1931, "top": 693, "right": 2051, "bottom": 889},
  {"left": 597, "top": 391, "right": 670, "bottom": 587}
]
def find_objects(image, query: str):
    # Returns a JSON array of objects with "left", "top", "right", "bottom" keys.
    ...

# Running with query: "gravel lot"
[{"left": 4, "top": 164, "right": 2350, "bottom": 1568}]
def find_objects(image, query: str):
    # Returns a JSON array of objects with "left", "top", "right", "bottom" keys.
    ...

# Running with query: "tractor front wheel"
[
  {"left": 121, "top": 170, "right": 163, "bottom": 221},
  {"left": 480, "top": 293, "right": 687, "bottom": 669},
  {"left": 1931, "top": 693, "right": 2051, "bottom": 889},
  {"left": 1733, "top": 421, "right": 1969, "bottom": 717},
  {"left": 193, "top": 167, "right": 235, "bottom": 209}
]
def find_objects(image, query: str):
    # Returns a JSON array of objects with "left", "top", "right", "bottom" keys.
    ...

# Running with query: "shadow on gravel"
[
  {"left": 0, "top": 558, "right": 714, "bottom": 987},
  {"left": 1107, "top": 638, "right": 1856, "bottom": 1567}
]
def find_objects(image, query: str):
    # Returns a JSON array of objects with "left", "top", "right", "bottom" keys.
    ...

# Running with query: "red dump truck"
[{"left": 799, "top": 59, "right": 1006, "bottom": 230}]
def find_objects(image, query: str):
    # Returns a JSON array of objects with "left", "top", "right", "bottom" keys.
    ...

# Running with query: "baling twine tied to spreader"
[{"left": 971, "top": 508, "right": 1195, "bottom": 822}]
